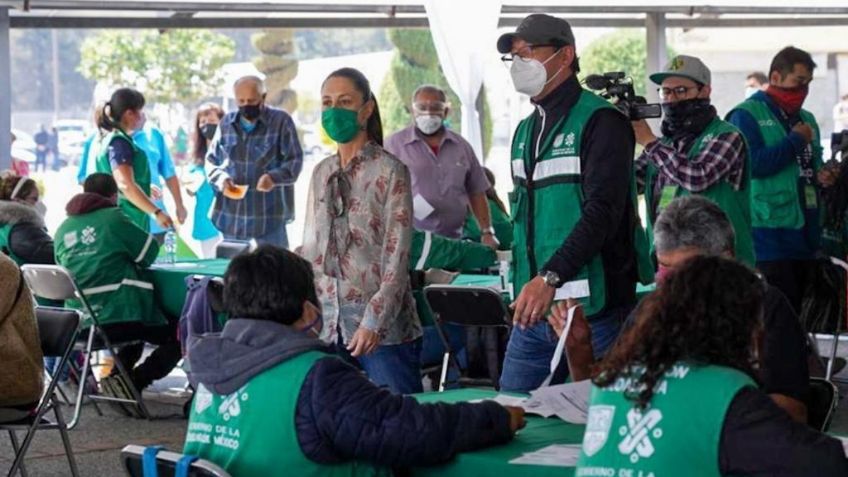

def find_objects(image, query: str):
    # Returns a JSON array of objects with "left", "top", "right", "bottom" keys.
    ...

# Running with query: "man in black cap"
[{"left": 498, "top": 14, "right": 641, "bottom": 392}]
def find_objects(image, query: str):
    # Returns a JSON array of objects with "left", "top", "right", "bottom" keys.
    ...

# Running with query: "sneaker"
[
  {"left": 99, "top": 376, "right": 134, "bottom": 417},
  {"left": 106, "top": 374, "right": 145, "bottom": 418}
]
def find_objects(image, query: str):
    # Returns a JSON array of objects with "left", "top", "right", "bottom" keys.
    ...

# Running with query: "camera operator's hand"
[
  {"left": 792, "top": 123, "right": 814, "bottom": 144},
  {"left": 632, "top": 119, "right": 657, "bottom": 147}
]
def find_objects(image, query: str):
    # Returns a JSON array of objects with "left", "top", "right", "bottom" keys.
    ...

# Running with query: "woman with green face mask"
[{"left": 300, "top": 67, "right": 423, "bottom": 394}]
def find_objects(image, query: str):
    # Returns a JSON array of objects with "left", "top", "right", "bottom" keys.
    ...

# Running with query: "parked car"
[{"left": 54, "top": 119, "right": 92, "bottom": 166}]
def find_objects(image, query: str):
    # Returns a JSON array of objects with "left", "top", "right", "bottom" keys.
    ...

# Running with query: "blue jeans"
[
  {"left": 224, "top": 223, "right": 288, "bottom": 250},
  {"left": 499, "top": 304, "right": 633, "bottom": 393},
  {"left": 335, "top": 336, "right": 423, "bottom": 395}
]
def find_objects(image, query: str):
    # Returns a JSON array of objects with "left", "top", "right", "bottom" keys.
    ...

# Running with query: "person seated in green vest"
[
  {"left": 184, "top": 245, "right": 524, "bottom": 476},
  {"left": 555, "top": 196, "right": 811, "bottom": 423},
  {"left": 462, "top": 167, "right": 514, "bottom": 250},
  {"left": 95, "top": 87, "right": 175, "bottom": 233},
  {"left": 632, "top": 55, "right": 754, "bottom": 265},
  {"left": 727, "top": 46, "right": 835, "bottom": 315},
  {"left": 54, "top": 173, "right": 181, "bottom": 413},
  {"left": 0, "top": 172, "right": 53, "bottom": 266},
  {"left": 575, "top": 255, "right": 848, "bottom": 476}
]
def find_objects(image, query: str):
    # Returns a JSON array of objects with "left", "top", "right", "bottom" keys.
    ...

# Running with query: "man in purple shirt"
[{"left": 384, "top": 85, "right": 497, "bottom": 248}]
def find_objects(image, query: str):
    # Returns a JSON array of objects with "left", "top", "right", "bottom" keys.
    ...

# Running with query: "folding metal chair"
[
  {"left": 20, "top": 264, "right": 151, "bottom": 429},
  {"left": 423, "top": 285, "right": 511, "bottom": 391},
  {"left": 807, "top": 377, "right": 839, "bottom": 432},
  {"left": 121, "top": 445, "right": 231, "bottom": 477},
  {"left": 1, "top": 307, "right": 81, "bottom": 477},
  {"left": 214, "top": 240, "right": 251, "bottom": 259},
  {"left": 823, "top": 257, "right": 848, "bottom": 381}
]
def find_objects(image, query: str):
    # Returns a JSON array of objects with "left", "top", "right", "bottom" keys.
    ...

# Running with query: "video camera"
[{"left": 584, "top": 72, "right": 662, "bottom": 121}]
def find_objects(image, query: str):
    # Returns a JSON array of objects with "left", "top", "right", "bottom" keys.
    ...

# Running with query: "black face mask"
[
  {"left": 660, "top": 98, "right": 716, "bottom": 139},
  {"left": 239, "top": 104, "right": 262, "bottom": 121},
  {"left": 200, "top": 123, "right": 217, "bottom": 141}
]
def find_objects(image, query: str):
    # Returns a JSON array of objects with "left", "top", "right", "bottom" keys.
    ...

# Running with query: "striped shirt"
[{"left": 205, "top": 107, "right": 303, "bottom": 239}]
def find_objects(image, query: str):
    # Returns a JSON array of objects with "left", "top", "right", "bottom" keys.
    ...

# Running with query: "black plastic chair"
[
  {"left": 214, "top": 240, "right": 251, "bottom": 259},
  {"left": 423, "top": 285, "right": 511, "bottom": 391},
  {"left": 20, "top": 264, "right": 151, "bottom": 428},
  {"left": 807, "top": 377, "right": 839, "bottom": 432},
  {"left": 1, "top": 306, "right": 81, "bottom": 477},
  {"left": 121, "top": 445, "right": 230, "bottom": 477}
]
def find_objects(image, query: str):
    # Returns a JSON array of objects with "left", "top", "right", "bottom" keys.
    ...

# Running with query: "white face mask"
[
  {"left": 415, "top": 114, "right": 444, "bottom": 135},
  {"left": 510, "top": 49, "right": 563, "bottom": 97},
  {"left": 744, "top": 86, "right": 759, "bottom": 99},
  {"left": 34, "top": 200, "right": 47, "bottom": 217}
]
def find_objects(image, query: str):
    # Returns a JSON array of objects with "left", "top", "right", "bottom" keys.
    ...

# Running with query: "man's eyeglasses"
[
  {"left": 412, "top": 101, "right": 448, "bottom": 115},
  {"left": 500, "top": 44, "right": 557, "bottom": 63},
  {"left": 658, "top": 85, "right": 701, "bottom": 100}
]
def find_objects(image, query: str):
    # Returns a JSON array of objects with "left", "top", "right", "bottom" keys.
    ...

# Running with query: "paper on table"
[
  {"left": 509, "top": 444, "right": 582, "bottom": 467},
  {"left": 469, "top": 394, "right": 528, "bottom": 407},
  {"left": 523, "top": 379, "right": 591, "bottom": 424},
  {"left": 413, "top": 194, "right": 435, "bottom": 221}
]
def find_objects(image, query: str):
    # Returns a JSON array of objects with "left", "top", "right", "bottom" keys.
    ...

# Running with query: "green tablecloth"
[
  {"left": 450, "top": 274, "right": 657, "bottom": 302},
  {"left": 150, "top": 259, "right": 230, "bottom": 317},
  {"left": 411, "top": 389, "right": 583, "bottom": 477}
]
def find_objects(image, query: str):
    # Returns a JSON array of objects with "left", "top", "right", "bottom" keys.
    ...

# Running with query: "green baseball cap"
[
  {"left": 649, "top": 55, "right": 712, "bottom": 86},
  {"left": 497, "top": 14, "right": 575, "bottom": 54}
]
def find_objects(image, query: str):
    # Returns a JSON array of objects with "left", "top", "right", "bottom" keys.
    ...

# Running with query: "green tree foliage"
[
  {"left": 252, "top": 29, "right": 298, "bottom": 112},
  {"left": 581, "top": 29, "right": 676, "bottom": 97},
  {"left": 78, "top": 29, "right": 235, "bottom": 105},
  {"left": 379, "top": 29, "right": 492, "bottom": 157}
]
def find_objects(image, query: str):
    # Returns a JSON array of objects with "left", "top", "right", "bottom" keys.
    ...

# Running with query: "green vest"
[
  {"left": 184, "top": 351, "right": 387, "bottom": 477},
  {"left": 462, "top": 198, "right": 514, "bottom": 250},
  {"left": 510, "top": 91, "right": 647, "bottom": 315},
  {"left": 54, "top": 206, "right": 163, "bottom": 327},
  {"left": 645, "top": 118, "right": 756, "bottom": 265},
  {"left": 0, "top": 223, "right": 24, "bottom": 266},
  {"left": 577, "top": 362, "right": 755, "bottom": 477},
  {"left": 96, "top": 129, "right": 152, "bottom": 232},
  {"left": 727, "top": 99, "right": 822, "bottom": 230}
]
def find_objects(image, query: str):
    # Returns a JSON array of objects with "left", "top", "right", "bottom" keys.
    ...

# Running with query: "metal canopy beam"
[{"left": 12, "top": 15, "right": 848, "bottom": 29}]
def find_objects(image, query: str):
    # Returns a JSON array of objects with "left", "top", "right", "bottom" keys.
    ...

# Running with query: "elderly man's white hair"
[
  {"left": 234, "top": 75, "right": 267, "bottom": 95},
  {"left": 653, "top": 195, "right": 735, "bottom": 256}
]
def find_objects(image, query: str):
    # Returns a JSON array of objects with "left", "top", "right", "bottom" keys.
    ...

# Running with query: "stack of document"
[
  {"left": 523, "top": 380, "right": 591, "bottom": 424},
  {"left": 509, "top": 444, "right": 582, "bottom": 467},
  {"left": 472, "top": 379, "right": 591, "bottom": 424}
]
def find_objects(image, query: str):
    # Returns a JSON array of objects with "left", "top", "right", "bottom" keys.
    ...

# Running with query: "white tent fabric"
[{"left": 424, "top": 0, "right": 501, "bottom": 161}]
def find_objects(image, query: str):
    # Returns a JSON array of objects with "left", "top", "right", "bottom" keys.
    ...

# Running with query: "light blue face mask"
[{"left": 239, "top": 116, "right": 257, "bottom": 133}]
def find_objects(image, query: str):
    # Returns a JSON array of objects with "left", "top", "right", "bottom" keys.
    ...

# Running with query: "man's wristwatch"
[
  {"left": 539, "top": 270, "right": 563, "bottom": 288},
  {"left": 481, "top": 226, "right": 496, "bottom": 236}
]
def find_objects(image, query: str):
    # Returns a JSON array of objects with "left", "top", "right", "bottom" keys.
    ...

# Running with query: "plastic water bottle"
[
  {"left": 496, "top": 250, "right": 513, "bottom": 300},
  {"left": 164, "top": 231, "right": 177, "bottom": 265}
]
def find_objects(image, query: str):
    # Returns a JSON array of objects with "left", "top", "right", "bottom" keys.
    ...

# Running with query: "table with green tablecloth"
[
  {"left": 411, "top": 388, "right": 584, "bottom": 476},
  {"left": 450, "top": 274, "right": 656, "bottom": 302},
  {"left": 149, "top": 259, "right": 229, "bottom": 317}
]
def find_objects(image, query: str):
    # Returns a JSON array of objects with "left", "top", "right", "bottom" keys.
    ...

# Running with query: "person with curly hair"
[{"left": 576, "top": 255, "right": 847, "bottom": 476}]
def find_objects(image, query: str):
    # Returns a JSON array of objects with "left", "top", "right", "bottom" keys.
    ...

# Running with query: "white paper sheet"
[
  {"left": 412, "top": 194, "right": 435, "bottom": 221},
  {"left": 469, "top": 394, "right": 528, "bottom": 407},
  {"left": 523, "top": 380, "right": 591, "bottom": 424},
  {"left": 540, "top": 305, "right": 577, "bottom": 387},
  {"left": 509, "top": 444, "right": 582, "bottom": 467},
  {"left": 836, "top": 436, "right": 848, "bottom": 457}
]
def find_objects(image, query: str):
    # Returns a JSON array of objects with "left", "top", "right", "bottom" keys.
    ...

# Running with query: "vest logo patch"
[
  {"left": 219, "top": 385, "right": 249, "bottom": 421},
  {"left": 81, "top": 226, "right": 96, "bottom": 245},
  {"left": 565, "top": 132, "right": 576, "bottom": 147},
  {"left": 63, "top": 231, "right": 78, "bottom": 249},
  {"left": 618, "top": 408, "right": 663, "bottom": 463},
  {"left": 194, "top": 384, "right": 213, "bottom": 414},
  {"left": 553, "top": 133, "right": 565, "bottom": 148},
  {"left": 583, "top": 405, "right": 615, "bottom": 457},
  {"left": 700, "top": 133, "right": 714, "bottom": 145},
  {"left": 518, "top": 142, "right": 526, "bottom": 150},
  {"left": 758, "top": 119, "right": 776, "bottom": 127}
]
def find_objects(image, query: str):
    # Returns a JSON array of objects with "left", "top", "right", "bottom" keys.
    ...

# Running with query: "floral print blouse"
[{"left": 300, "top": 141, "right": 422, "bottom": 346}]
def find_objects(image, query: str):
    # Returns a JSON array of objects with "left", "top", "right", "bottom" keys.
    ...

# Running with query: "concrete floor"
[{"left": 4, "top": 337, "right": 848, "bottom": 476}]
